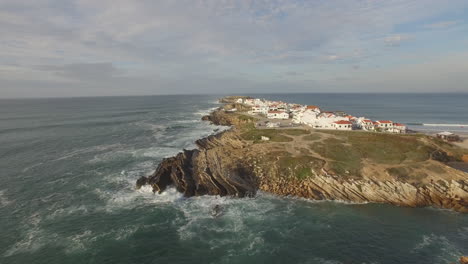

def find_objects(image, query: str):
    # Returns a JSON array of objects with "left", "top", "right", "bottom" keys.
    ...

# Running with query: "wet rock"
[{"left": 136, "top": 176, "right": 148, "bottom": 189}]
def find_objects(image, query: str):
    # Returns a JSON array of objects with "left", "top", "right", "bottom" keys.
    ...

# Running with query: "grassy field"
[
  {"left": 277, "top": 155, "right": 325, "bottom": 179},
  {"left": 234, "top": 113, "right": 467, "bottom": 180}
]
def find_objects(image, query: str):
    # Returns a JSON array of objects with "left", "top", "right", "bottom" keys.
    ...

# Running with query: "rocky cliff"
[{"left": 137, "top": 103, "right": 468, "bottom": 212}]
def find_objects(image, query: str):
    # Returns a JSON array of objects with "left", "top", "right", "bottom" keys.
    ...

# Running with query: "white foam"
[
  {"left": 64, "top": 230, "right": 94, "bottom": 253},
  {"left": 22, "top": 162, "right": 44, "bottom": 173},
  {"left": 3, "top": 212, "right": 49, "bottom": 257},
  {"left": 423, "top": 123, "right": 468, "bottom": 127},
  {"left": 45, "top": 205, "right": 90, "bottom": 220},
  {"left": 0, "top": 190, "right": 13, "bottom": 207},
  {"left": 194, "top": 107, "right": 218, "bottom": 117},
  {"left": 412, "top": 233, "right": 461, "bottom": 261},
  {"left": 94, "top": 186, "right": 184, "bottom": 213},
  {"left": 55, "top": 143, "right": 124, "bottom": 162}
]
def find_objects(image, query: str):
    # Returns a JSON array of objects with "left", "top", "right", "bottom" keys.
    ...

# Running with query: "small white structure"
[
  {"left": 436, "top": 131, "right": 460, "bottom": 142},
  {"left": 261, "top": 136, "right": 270, "bottom": 141},
  {"left": 332, "top": 120, "right": 353, "bottom": 130},
  {"left": 267, "top": 111, "right": 289, "bottom": 119},
  {"left": 266, "top": 122, "right": 280, "bottom": 128}
]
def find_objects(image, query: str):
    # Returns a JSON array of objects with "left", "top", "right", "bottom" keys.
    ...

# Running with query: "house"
[
  {"left": 306, "top": 105, "right": 321, "bottom": 113},
  {"left": 249, "top": 105, "right": 268, "bottom": 115},
  {"left": 436, "top": 131, "right": 461, "bottom": 142},
  {"left": 393, "top": 123, "right": 407, "bottom": 133},
  {"left": 358, "top": 119, "right": 375, "bottom": 131},
  {"left": 267, "top": 111, "right": 289, "bottom": 119},
  {"left": 332, "top": 120, "right": 353, "bottom": 130},
  {"left": 375, "top": 120, "right": 393, "bottom": 129}
]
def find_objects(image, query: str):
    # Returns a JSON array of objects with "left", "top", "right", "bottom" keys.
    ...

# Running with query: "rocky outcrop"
[
  {"left": 460, "top": 256, "right": 468, "bottom": 264},
  {"left": 138, "top": 130, "right": 257, "bottom": 197},
  {"left": 256, "top": 172, "right": 468, "bottom": 212},
  {"left": 138, "top": 103, "right": 468, "bottom": 212}
]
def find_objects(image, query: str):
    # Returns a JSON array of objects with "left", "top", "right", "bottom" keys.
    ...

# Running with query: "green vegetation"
[
  {"left": 240, "top": 128, "right": 293, "bottom": 142},
  {"left": 237, "top": 114, "right": 257, "bottom": 122},
  {"left": 303, "top": 133, "right": 322, "bottom": 141},
  {"left": 277, "top": 155, "right": 325, "bottom": 179},
  {"left": 308, "top": 131, "right": 457, "bottom": 177},
  {"left": 317, "top": 132, "right": 435, "bottom": 163},
  {"left": 281, "top": 129, "right": 310, "bottom": 136}
]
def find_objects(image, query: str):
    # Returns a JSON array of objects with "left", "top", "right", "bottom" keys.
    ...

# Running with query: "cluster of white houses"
[{"left": 236, "top": 97, "right": 407, "bottom": 133}]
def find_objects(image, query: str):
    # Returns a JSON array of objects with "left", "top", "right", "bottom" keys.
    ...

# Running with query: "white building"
[
  {"left": 332, "top": 120, "right": 353, "bottom": 130},
  {"left": 392, "top": 123, "right": 407, "bottom": 133},
  {"left": 267, "top": 111, "right": 289, "bottom": 119},
  {"left": 356, "top": 118, "right": 375, "bottom": 131},
  {"left": 249, "top": 105, "right": 269, "bottom": 115},
  {"left": 375, "top": 120, "right": 393, "bottom": 130}
]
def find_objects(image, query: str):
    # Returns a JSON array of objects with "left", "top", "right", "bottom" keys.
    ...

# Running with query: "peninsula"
[{"left": 137, "top": 96, "right": 468, "bottom": 212}]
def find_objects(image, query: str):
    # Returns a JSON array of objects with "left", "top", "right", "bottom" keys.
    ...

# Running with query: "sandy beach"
[{"left": 423, "top": 131, "right": 468, "bottom": 150}]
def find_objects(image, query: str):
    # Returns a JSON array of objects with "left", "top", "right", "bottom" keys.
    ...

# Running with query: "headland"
[{"left": 137, "top": 96, "right": 468, "bottom": 212}]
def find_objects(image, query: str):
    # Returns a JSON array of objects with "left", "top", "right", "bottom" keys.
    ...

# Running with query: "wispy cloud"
[
  {"left": 384, "top": 34, "right": 412, "bottom": 47},
  {"left": 424, "top": 20, "right": 459, "bottom": 29}
]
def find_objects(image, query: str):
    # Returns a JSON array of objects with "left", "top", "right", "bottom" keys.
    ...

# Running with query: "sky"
[{"left": 1, "top": 0, "right": 468, "bottom": 98}]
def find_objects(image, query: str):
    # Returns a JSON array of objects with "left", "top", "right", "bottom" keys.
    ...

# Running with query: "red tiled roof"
[
  {"left": 334, "top": 120, "right": 352, "bottom": 125},
  {"left": 307, "top": 105, "right": 319, "bottom": 109},
  {"left": 363, "top": 119, "right": 372, "bottom": 123},
  {"left": 393, "top": 123, "right": 405, "bottom": 126},
  {"left": 378, "top": 120, "right": 393, "bottom": 124}
]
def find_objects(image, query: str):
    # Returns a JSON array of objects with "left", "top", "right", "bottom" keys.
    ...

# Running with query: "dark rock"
[
  {"left": 430, "top": 149, "right": 451, "bottom": 162},
  {"left": 136, "top": 176, "right": 148, "bottom": 189}
]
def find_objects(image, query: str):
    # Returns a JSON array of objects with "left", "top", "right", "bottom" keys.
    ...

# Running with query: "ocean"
[{"left": 0, "top": 93, "right": 467, "bottom": 264}]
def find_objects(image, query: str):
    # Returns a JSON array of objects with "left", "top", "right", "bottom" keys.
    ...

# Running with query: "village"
[{"left": 232, "top": 97, "right": 408, "bottom": 133}]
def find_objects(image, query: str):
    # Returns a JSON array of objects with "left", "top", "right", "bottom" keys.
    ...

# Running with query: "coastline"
[{"left": 138, "top": 97, "right": 468, "bottom": 212}]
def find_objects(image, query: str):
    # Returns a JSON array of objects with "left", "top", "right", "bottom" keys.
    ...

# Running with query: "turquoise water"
[{"left": 0, "top": 94, "right": 467, "bottom": 264}]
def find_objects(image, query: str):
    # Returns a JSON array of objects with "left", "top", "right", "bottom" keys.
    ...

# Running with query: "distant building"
[
  {"left": 332, "top": 120, "right": 353, "bottom": 130},
  {"left": 306, "top": 105, "right": 321, "bottom": 112},
  {"left": 436, "top": 131, "right": 460, "bottom": 142},
  {"left": 267, "top": 111, "right": 289, "bottom": 119},
  {"left": 249, "top": 105, "right": 268, "bottom": 115},
  {"left": 375, "top": 120, "right": 393, "bottom": 129},
  {"left": 359, "top": 119, "right": 375, "bottom": 131},
  {"left": 393, "top": 123, "right": 407, "bottom": 133}
]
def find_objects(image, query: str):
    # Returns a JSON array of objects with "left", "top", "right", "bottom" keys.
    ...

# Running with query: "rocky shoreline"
[{"left": 137, "top": 99, "right": 468, "bottom": 212}]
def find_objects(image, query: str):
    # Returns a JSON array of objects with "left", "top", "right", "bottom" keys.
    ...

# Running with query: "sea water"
[{"left": 0, "top": 94, "right": 467, "bottom": 264}]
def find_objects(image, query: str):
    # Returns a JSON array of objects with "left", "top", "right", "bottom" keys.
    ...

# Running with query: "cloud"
[
  {"left": 35, "top": 63, "right": 123, "bottom": 82},
  {"left": 1, "top": 0, "right": 468, "bottom": 97},
  {"left": 384, "top": 34, "right": 412, "bottom": 46},
  {"left": 424, "top": 20, "right": 459, "bottom": 29}
]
